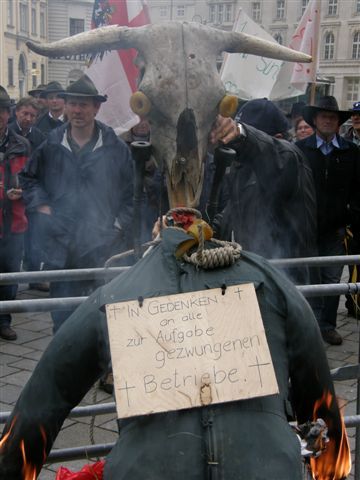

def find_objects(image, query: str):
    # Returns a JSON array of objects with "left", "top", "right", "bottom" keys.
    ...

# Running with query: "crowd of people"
[{"left": 1, "top": 76, "right": 360, "bottom": 350}]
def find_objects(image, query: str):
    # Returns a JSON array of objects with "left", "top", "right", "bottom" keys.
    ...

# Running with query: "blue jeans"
[{"left": 311, "top": 228, "right": 345, "bottom": 331}]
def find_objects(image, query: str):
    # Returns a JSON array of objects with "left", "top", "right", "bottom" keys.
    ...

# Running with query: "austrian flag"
[{"left": 87, "top": 0, "right": 150, "bottom": 134}]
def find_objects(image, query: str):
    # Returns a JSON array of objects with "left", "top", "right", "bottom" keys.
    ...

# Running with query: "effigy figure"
[{"left": 0, "top": 21, "right": 351, "bottom": 480}]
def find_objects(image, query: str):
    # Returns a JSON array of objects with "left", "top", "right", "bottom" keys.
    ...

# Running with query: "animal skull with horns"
[{"left": 27, "top": 21, "right": 311, "bottom": 208}]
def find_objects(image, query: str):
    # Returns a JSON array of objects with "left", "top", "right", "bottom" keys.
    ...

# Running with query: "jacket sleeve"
[
  {"left": 116, "top": 141, "right": 134, "bottom": 246},
  {"left": 19, "top": 145, "right": 51, "bottom": 211},
  {"left": 0, "top": 290, "right": 110, "bottom": 479},
  {"left": 228, "top": 123, "right": 299, "bottom": 199},
  {"left": 348, "top": 144, "right": 360, "bottom": 232},
  {"left": 283, "top": 273, "right": 347, "bottom": 477}
]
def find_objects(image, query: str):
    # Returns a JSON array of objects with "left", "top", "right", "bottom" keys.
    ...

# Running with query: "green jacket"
[{"left": 0, "top": 229, "right": 342, "bottom": 479}]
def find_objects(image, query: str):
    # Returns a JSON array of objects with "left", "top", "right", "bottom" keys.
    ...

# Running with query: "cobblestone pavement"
[{"left": 0, "top": 279, "right": 359, "bottom": 479}]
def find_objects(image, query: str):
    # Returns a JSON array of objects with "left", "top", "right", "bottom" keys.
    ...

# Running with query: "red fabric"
[
  {"left": 92, "top": 1, "right": 150, "bottom": 92},
  {"left": 55, "top": 460, "right": 104, "bottom": 479},
  {"left": 171, "top": 212, "right": 197, "bottom": 231},
  {"left": 0, "top": 153, "right": 28, "bottom": 238}
]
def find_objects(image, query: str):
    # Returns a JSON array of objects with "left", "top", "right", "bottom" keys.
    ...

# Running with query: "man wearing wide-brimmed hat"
[
  {"left": 0, "top": 86, "right": 30, "bottom": 341},
  {"left": 19, "top": 74, "right": 134, "bottom": 333},
  {"left": 344, "top": 101, "right": 360, "bottom": 147},
  {"left": 297, "top": 96, "right": 360, "bottom": 345},
  {"left": 28, "top": 83, "right": 48, "bottom": 118},
  {"left": 35, "top": 81, "right": 65, "bottom": 135}
]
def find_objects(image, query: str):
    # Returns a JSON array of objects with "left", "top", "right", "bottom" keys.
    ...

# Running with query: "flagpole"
[{"left": 309, "top": 0, "right": 321, "bottom": 105}]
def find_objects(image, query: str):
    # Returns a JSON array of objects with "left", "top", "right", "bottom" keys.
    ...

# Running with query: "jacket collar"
[{"left": 304, "top": 132, "right": 351, "bottom": 151}]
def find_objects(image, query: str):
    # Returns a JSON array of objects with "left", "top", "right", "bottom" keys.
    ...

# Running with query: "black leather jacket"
[{"left": 296, "top": 133, "right": 360, "bottom": 235}]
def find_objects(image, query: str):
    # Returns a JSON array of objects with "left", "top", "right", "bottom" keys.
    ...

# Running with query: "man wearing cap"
[
  {"left": 20, "top": 74, "right": 134, "bottom": 333},
  {"left": 296, "top": 96, "right": 360, "bottom": 345},
  {"left": 211, "top": 98, "right": 317, "bottom": 284},
  {"left": 0, "top": 86, "right": 30, "bottom": 341},
  {"left": 28, "top": 84, "right": 48, "bottom": 119},
  {"left": 344, "top": 101, "right": 360, "bottom": 147},
  {"left": 35, "top": 81, "right": 65, "bottom": 136}
]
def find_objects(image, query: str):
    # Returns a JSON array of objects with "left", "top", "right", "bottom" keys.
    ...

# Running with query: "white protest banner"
[
  {"left": 220, "top": 9, "right": 283, "bottom": 100},
  {"left": 270, "top": 0, "right": 321, "bottom": 100},
  {"left": 106, "top": 284, "right": 279, "bottom": 419}
]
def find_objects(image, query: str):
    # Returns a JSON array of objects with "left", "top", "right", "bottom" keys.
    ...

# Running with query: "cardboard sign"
[{"left": 106, "top": 283, "right": 279, "bottom": 419}]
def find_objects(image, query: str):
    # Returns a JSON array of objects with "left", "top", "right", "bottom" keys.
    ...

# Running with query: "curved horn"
[
  {"left": 219, "top": 30, "right": 312, "bottom": 63},
  {"left": 26, "top": 24, "right": 149, "bottom": 57}
]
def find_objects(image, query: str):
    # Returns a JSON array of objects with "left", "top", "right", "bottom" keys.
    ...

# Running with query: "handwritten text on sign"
[{"left": 106, "top": 283, "right": 278, "bottom": 419}]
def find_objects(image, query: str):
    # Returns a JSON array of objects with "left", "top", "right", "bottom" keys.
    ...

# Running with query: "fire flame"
[
  {"left": 20, "top": 439, "right": 37, "bottom": 480},
  {"left": 0, "top": 415, "right": 17, "bottom": 451},
  {"left": 310, "top": 390, "right": 351, "bottom": 479},
  {"left": 0, "top": 416, "right": 47, "bottom": 480}
]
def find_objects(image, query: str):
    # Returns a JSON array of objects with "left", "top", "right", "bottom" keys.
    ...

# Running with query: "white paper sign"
[{"left": 106, "top": 284, "right": 279, "bottom": 419}]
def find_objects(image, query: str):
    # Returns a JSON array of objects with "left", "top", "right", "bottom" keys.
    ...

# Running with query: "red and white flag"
[
  {"left": 87, "top": 0, "right": 150, "bottom": 134},
  {"left": 270, "top": 0, "right": 321, "bottom": 100}
]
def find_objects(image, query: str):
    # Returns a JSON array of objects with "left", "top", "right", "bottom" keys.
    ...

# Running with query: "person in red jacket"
[{"left": 0, "top": 86, "right": 30, "bottom": 341}]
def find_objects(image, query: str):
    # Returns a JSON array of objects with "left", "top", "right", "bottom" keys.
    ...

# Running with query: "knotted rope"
[{"left": 168, "top": 207, "right": 242, "bottom": 269}]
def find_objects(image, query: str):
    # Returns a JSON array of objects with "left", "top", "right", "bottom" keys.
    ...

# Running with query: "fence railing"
[{"left": 1, "top": 254, "right": 360, "bottom": 473}]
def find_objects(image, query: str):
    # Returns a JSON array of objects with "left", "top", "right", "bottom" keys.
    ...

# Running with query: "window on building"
[
  {"left": 353, "top": 32, "right": 360, "bottom": 59},
  {"left": 31, "top": 62, "right": 37, "bottom": 88},
  {"left": 328, "top": 0, "right": 338, "bottom": 15},
  {"left": 209, "top": 5, "right": 216, "bottom": 23},
  {"left": 177, "top": 5, "right": 185, "bottom": 17},
  {"left": 41, "top": 64, "right": 45, "bottom": 84},
  {"left": 346, "top": 78, "right": 360, "bottom": 107},
  {"left": 225, "top": 4, "right": 232, "bottom": 22},
  {"left": 301, "top": 0, "right": 309, "bottom": 16},
  {"left": 31, "top": 7, "right": 37, "bottom": 34},
  {"left": 7, "top": 0, "right": 14, "bottom": 26},
  {"left": 252, "top": 2, "right": 261, "bottom": 21},
  {"left": 276, "top": 0, "right": 285, "bottom": 19},
  {"left": 8, "top": 58, "right": 14, "bottom": 86},
  {"left": 20, "top": 2, "right": 29, "bottom": 33},
  {"left": 218, "top": 4, "right": 224, "bottom": 23},
  {"left": 324, "top": 32, "right": 335, "bottom": 59},
  {"left": 274, "top": 33, "right": 283, "bottom": 45},
  {"left": 357, "top": 0, "right": 360, "bottom": 14},
  {"left": 40, "top": 11, "right": 45, "bottom": 37},
  {"left": 160, "top": 6, "right": 167, "bottom": 17},
  {"left": 69, "top": 18, "right": 85, "bottom": 36},
  {"left": 209, "top": 3, "right": 232, "bottom": 24}
]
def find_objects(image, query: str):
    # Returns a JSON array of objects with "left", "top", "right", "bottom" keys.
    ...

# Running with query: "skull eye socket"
[
  {"left": 130, "top": 91, "right": 151, "bottom": 116},
  {"left": 218, "top": 95, "right": 238, "bottom": 118}
]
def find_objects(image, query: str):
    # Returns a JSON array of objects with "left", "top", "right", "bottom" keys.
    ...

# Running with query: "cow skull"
[{"left": 27, "top": 21, "right": 311, "bottom": 208}]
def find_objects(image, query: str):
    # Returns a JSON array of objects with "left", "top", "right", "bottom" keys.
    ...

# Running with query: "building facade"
[
  {"left": 47, "top": 0, "right": 93, "bottom": 88},
  {"left": 147, "top": 0, "right": 360, "bottom": 108},
  {"left": 0, "top": 0, "right": 48, "bottom": 101},
  {"left": 1, "top": 0, "right": 359, "bottom": 105}
]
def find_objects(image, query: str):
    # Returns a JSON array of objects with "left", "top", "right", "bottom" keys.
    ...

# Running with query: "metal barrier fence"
[{"left": 1, "top": 254, "right": 360, "bottom": 472}]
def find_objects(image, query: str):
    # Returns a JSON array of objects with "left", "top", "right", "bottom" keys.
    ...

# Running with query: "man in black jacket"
[
  {"left": 212, "top": 98, "right": 317, "bottom": 285},
  {"left": 20, "top": 75, "right": 134, "bottom": 333},
  {"left": 343, "top": 101, "right": 360, "bottom": 317},
  {"left": 9, "top": 96, "right": 45, "bottom": 152},
  {"left": 35, "top": 81, "right": 65, "bottom": 136},
  {"left": 296, "top": 96, "right": 360, "bottom": 345}
]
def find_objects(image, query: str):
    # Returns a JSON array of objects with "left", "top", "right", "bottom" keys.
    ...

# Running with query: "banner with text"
[{"left": 220, "top": 9, "right": 284, "bottom": 100}]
